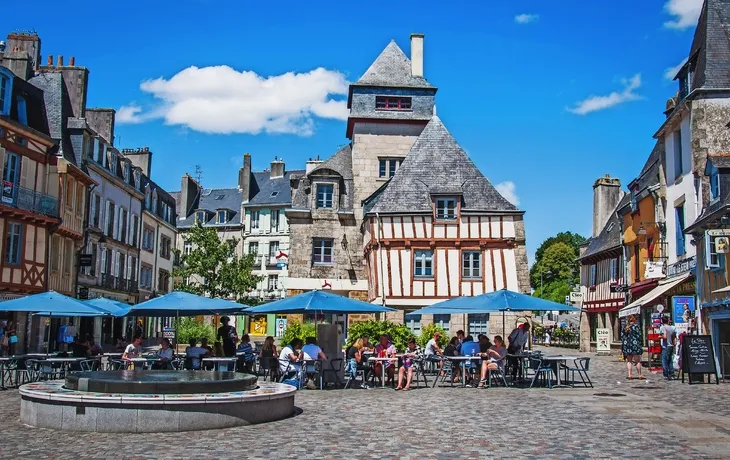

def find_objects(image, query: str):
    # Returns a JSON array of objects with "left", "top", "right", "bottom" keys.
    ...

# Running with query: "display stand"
[{"left": 646, "top": 327, "right": 662, "bottom": 372}]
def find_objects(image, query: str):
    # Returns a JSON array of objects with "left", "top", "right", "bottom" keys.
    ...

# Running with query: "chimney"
[
  {"left": 239, "top": 153, "right": 252, "bottom": 203},
  {"left": 39, "top": 55, "right": 89, "bottom": 118},
  {"left": 5, "top": 32, "right": 41, "bottom": 70},
  {"left": 593, "top": 175, "right": 623, "bottom": 238},
  {"left": 85, "top": 108, "right": 116, "bottom": 145},
  {"left": 410, "top": 33, "right": 424, "bottom": 78},
  {"left": 305, "top": 156, "right": 323, "bottom": 174},
  {"left": 180, "top": 174, "right": 200, "bottom": 218},
  {"left": 47, "top": 55, "right": 52, "bottom": 66},
  {"left": 120, "top": 145, "right": 152, "bottom": 177},
  {"left": 69, "top": 56, "right": 75, "bottom": 66},
  {"left": 57, "top": 55, "right": 63, "bottom": 66},
  {"left": 270, "top": 157, "right": 285, "bottom": 178},
  {"left": 4, "top": 48, "right": 32, "bottom": 80}
]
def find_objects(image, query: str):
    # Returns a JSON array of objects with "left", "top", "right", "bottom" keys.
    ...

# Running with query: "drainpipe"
[{"left": 375, "top": 212, "right": 386, "bottom": 308}]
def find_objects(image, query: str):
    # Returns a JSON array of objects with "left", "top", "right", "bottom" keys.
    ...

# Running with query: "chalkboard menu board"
[{"left": 681, "top": 335, "right": 719, "bottom": 384}]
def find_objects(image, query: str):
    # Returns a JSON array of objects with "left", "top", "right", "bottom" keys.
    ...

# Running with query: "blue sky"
[{"left": 1, "top": 0, "right": 703, "bottom": 263}]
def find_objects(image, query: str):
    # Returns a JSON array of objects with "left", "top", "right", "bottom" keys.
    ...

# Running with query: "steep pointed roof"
[
  {"left": 310, "top": 144, "right": 353, "bottom": 179},
  {"left": 353, "top": 40, "right": 434, "bottom": 89},
  {"left": 686, "top": 0, "right": 730, "bottom": 91},
  {"left": 365, "top": 116, "right": 519, "bottom": 215}
]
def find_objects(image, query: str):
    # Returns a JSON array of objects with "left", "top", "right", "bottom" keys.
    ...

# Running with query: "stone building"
[{"left": 577, "top": 176, "right": 627, "bottom": 351}]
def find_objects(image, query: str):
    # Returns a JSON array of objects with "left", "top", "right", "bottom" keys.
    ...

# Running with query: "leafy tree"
[
  {"left": 280, "top": 321, "right": 317, "bottom": 346},
  {"left": 533, "top": 231, "right": 586, "bottom": 262},
  {"left": 417, "top": 323, "right": 449, "bottom": 349},
  {"left": 346, "top": 320, "right": 415, "bottom": 351},
  {"left": 175, "top": 317, "right": 215, "bottom": 344},
  {"left": 530, "top": 231, "right": 586, "bottom": 302},
  {"left": 173, "top": 224, "right": 262, "bottom": 302}
]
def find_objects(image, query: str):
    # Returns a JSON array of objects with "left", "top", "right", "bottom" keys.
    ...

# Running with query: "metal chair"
[
  {"left": 412, "top": 358, "right": 430, "bottom": 388},
  {"left": 529, "top": 357, "right": 553, "bottom": 389},
  {"left": 432, "top": 357, "right": 458, "bottom": 388},
  {"left": 258, "top": 356, "right": 278, "bottom": 381},
  {"left": 562, "top": 357, "right": 593, "bottom": 388},
  {"left": 486, "top": 363, "right": 508, "bottom": 387},
  {"left": 320, "top": 358, "right": 343, "bottom": 389},
  {"left": 108, "top": 359, "right": 127, "bottom": 370}
]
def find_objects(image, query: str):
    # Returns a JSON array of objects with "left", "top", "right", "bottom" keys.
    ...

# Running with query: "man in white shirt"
[
  {"left": 279, "top": 338, "right": 304, "bottom": 379},
  {"left": 185, "top": 338, "right": 210, "bottom": 370},
  {"left": 301, "top": 337, "right": 327, "bottom": 389},
  {"left": 424, "top": 332, "right": 443, "bottom": 356},
  {"left": 122, "top": 336, "right": 143, "bottom": 361}
]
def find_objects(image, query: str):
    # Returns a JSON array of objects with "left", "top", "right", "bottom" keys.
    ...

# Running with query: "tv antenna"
[{"left": 194, "top": 164, "right": 203, "bottom": 185}]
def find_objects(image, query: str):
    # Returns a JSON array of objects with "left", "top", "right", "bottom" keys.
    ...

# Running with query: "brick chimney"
[
  {"left": 4, "top": 32, "right": 41, "bottom": 70},
  {"left": 270, "top": 157, "right": 285, "bottom": 178},
  {"left": 180, "top": 174, "right": 200, "bottom": 218},
  {"left": 593, "top": 175, "right": 622, "bottom": 237},
  {"left": 410, "top": 33, "right": 424, "bottom": 78},
  {"left": 239, "top": 153, "right": 252, "bottom": 203},
  {"left": 121, "top": 146, "right": 152, "bottom": 177}
]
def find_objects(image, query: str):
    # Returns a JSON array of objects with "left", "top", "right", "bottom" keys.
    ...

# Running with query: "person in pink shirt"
[{"left": 373, "top": 334, "right": 397, "bottom": 386}]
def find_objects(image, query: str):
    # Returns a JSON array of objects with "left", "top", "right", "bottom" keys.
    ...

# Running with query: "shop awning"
[
  {"left": 618, "top": 273, "right": 691, "bottom": 318},
  {"left": 713, "top": 285, "right": 730, "bottom": 294}
]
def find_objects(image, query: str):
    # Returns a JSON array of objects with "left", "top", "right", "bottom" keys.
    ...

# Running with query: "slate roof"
[
  {"left": 686, "top": 0, "right": 730, "bottom": 91},
  {"left": 310, "top": 145, "right": 353, "bottom": 179},
  {"left": 291, "top": 145, "right": 355, "bottom": 211},
  {"left": 353, "top": 40, "right": 435, "bottom": 89},
  {"left": 139, "top": 173, "right": 176, "bottom": 226},
  {"left": 364, "top": 116, "right": 520, "bottom": 215},
  {"left": 175, "top": 187, "right": 243, "bottom": 228},
  {"left": 247, "top": 169, "right": 304, "bottom": 207},
  {"left": 28, "top": 72, "right": 78, "bottom": 164},
  {"left": 579, "top": 193, "right": 629, "bottom": 261}
]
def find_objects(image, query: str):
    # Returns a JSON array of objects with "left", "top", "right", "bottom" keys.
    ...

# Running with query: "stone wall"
[
  {"left": 691, "top": 97, "right": 730, "bottom": 204},
  {"left": 513, "top": 217, "right": 531, "bottom": 293}
]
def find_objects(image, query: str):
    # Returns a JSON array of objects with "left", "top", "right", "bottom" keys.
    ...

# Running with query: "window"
[
  {"left": 589, "top": 264, "right": 597, "bottom": 287},
  {"left": 217, "top": 210, "right": 227, "bottom": 224},
  {"left": 140, "top": 266, "right": 153, "bottom": 289},
  {"left": 133, "top": 170, "right": 140, "bottom": 190},
  {"left": 5, "top": 222, "right": 21, "bottom": 265},
  {"left": 433, "top": 314, "right": 451, "bottom": 334},
  {"left": 673, "top": 129, "right": 683, "bottom": 178},
  {"left": 16, "top": 96, "right": 27, "bottom": 125},
  {"left": 65, "top": 177, "right": 74, "bottom": 209},
  {"left": 145, "top": 190, "right": 151, "bottom": 209},
  {"left": 268, "top": 275, "right": 279, "bottom": 291},
  {"left": 375, "top": 96, "right": 412, "bottom": 110},
  {"left": 676, "top": 204, "right": 686, "bottom": 257},
  {"left": 379, "top": 158, "right": 402, "bottom": 178},
  {"left": 316, "top": 184, "right": 334, "bottom": 209},
  {"left": 462, "top": 251, "right": 481, "bottom": 279},
  {"left": 151, "top": 193, "right": 157, "bottom": 213},
  {"left": 706, "top": 232, "right": 723, "bottom": 269},
  {"left": 214, "top": 194, "right": 225, "bottom": 201},
  {"left": 110, "top": 152, "right": 118, "bottom": 175},
  {"left": 633, "top": 245, "right": 640, "bottom": 282},
  {"left": 118, "top": 208, "right": 128, "bottom": 243},
  {"left": 435, "top": 198, "right": 457, "bottom": 221},
  {"left": 76, "top": 183, "right": 84, "bottom": 214},
  {"left": 158, "top": 270, "right": 170, "bottom": 293},
  {"left": 312, "top": 239, "right": 333, "bottom": 265},
  {"left": 184, "top": 241, "right": 193, "bottom": 255},
  {"left": 3, "top": 152, "right": 21, "bottom": 204},
  {"left": 123, "top": 163, "right": 130, "bottom": 182},
  {"left": 161, "top": 236, "right": 171, "bottom": 259},
  {"left": 468, "top": 313, "right": 490, "bottom": 336},
  {"left": 248, "top": 242, "right": 259, "bottom": 256},
  {"left": 0, "top": 74, "right": 9, "bottom": 115},
  {"left": 405, "top": 312, "right": 422, "bottom": 335},
  {"left": 64, "top": 239, "right": 73, "bottom": 275},
  {"left": 142, "top": 227, "right": 155, "bottom": 251},
  {"left": 50, "top": 235, "right": 61, "bottom": 271},
  {"left": 195, "top": 211, "right": 206, "bottom": 224},
  {"left": 271, "top": 210, "right": 280, "bottom": 232},
  {"left": 609, "top": 258, "right": 618, "bottom": 283},
  {"left": 630, "top": 189, "right": 637, "bottom": 212},
  {"left": 130, "top": 257, "right": 137, "bottom": 281},
  {"left": 130, "top": 214, "right": 139, "bottom": 247},
  {"left": 270, "top": 191, "right": 279, "bottom": 198},
  {"left": 250, "top": 210, "right": 260, "bottom": 230},
  {"left": 106, "top": 201, "right": 115, "bottom": 237},
  {"left": 710, "top": 165, "right": 721, "bottom": 202},
  {"left": 414, "top": 250, "right": 433, "bottom": 277},
  {"left": 88, "top": 243, "right": 97, "bottom": 277},
  {"left": 269, "top": 241, "right": 280, "bottom": 262}
]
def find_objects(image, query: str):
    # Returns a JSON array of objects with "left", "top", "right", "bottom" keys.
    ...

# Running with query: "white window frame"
[
  {"left": 312, "top": 239, "right": 333, "bottom": 265},
  {"left": 414, "top": 250, "right": 434, "bottom": 278},
  {"left": 462, "top": 251, "right": 481, "bottom": 279},
  {"left": 378, "top": 158, "right": 402, "bottom": 178},
  {"left": 217, "top": 210, "right": 227, "bottom": 224},
  {"left": 183, "top": 241, "right": 193, "bottom": 255},
  {"left": 609, "top": 258, "right": 618, "bottom": 283},
  {"left": 710, "top": 166, "right": 721, "bottom": 203},
  {"left": 316, "top": 184, "right": 334, "bottom": 209},
  {"left": 251, "top": 210, "right": 260, "bottom": 230},
  {"left": 706, "top": 232, "right": 722, "bottom": 269},
  {"left": 435, "top": 198, "right": 457, "bottom": 221},
  {"left": 268, "top": 275, "right": 279, "bottom": 291}
]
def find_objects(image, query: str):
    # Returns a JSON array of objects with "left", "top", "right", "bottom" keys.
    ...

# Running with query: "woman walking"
[{"left": 621, "top": 315, "right": 644, "bottom": 380}]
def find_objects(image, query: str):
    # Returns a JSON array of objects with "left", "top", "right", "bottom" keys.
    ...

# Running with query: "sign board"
[
  {"left": 77, "top": 286, "right": 89, "bottom": 300},
  {"left": 276, "top": 262, "right": 287, "bottom": 268},
  {"left": 681, "top": 335, "right": 719, "bottom": 384},
  {"left": 596, "top": 328, "right": 611, "bottom": 353},
  {"left": 2, "top": 180, "right": 15, "bottom": 204},
  {"left": 644, "top": 261, "right": 666, "bottom": 280},
  {"left": 78, "top": 254, "right": 93, "bottom": 267},
  {"left": 162, "top": 327, "right": 176, "bottom": 340},
  {"left": 666, "top": 256, "right": 697, "bottom": 278},
  {"left": 569, "top": 291, "right": 583, "bottom": 303},
  {"left": 707, "top": 229, "right": 730, "bottom": 237},
  {"left": 610, "top": 284, "right": 629, "bottom": 293},
  {"left": 275, "top": 318, "right": 287, "bottom": 337}
]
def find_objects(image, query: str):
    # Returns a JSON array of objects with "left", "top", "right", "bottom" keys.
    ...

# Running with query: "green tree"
[
  {"left": 530, "top": 231, "right": 586, "bottom": 302},
  {"left": 280, "top": 321, "right": 317, "bottom": 346},
  {"left": 173, "top": 224, "right": 262, "bottom": 302},
  {"left": 346, "top": 320, "right": 415, "bottom": 351},
  {"left": 417, "top": 323, "right": 449, "bottom": 349},
  {"left": 175, "top": 317, "right": 215, "bottom": 344}
]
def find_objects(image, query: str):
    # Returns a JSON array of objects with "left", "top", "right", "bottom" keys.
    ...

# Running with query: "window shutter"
[
  {"left": 113, "top": 206, "right": 119, "bottom": 240},
  {"left": 0, "top": 146, "right": 5, "bottom": 180},
  {"left": 89, "top": 195, "right": 96, "bottom": 227},
  {"left": 127, "top": 214, "right": 133, "bottom": 245},
  {"left": 104, "top": 201, "right": 111, "bottom": 235},
  {"left": 19, "top": 156, "right": 30, "bottom": 189},
  {"left": 100, "top": 249, "right": 107, "bottom": 274},
  {"left": 126, "top": 255, "right": 132, "bottom": 280},
  {"left": 675, "top": 208, "right": 685, "bottom": 256}
]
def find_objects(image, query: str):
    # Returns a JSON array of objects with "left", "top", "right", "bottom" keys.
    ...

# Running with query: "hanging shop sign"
[{"left": 666, "top": 255, "right": 696, "bottom": 278}]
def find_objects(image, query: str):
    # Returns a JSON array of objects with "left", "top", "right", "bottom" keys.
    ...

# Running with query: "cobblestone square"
[{"left": 1, "top": 346, "right": 728, "bottom": 459}]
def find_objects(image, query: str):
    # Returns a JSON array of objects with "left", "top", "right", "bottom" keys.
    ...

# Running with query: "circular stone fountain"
[{"left": 19, "top": 370, "right": 296, "bottom": 433}]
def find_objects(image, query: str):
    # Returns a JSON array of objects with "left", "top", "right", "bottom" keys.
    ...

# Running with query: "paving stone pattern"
[{"left": 1, "top": 346, "right": 729, "bottom": 459}]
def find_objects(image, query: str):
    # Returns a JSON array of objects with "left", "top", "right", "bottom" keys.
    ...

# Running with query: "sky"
[{"left": 1, "top": 0, "right": 705, "bottom": 263}]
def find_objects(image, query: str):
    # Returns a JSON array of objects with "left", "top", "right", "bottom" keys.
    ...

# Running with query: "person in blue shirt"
[
  {"left": 459, "top": 335, "right": 481, "bottom": 386},
  {"left": 236, "top": 334, "right": 256, "bottom": 373}
]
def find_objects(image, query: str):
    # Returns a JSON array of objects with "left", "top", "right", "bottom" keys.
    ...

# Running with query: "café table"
[
  {"left": 127, "top": 357, "right": 159, "bottom": 370},
  {"left": 367, "top": 356, "right": 399, "bottom": 388},
  {"left": 201, "top": 357, "right": 237, "bottom": 372},
  {"left": 539, "top": 356, "right": 579, "bottom": 388},
  {"left": 445, "top": 356, "right": 483, "bottom": 387},
  {"left": 40, "top": 357, "right": 87, "bottom": 378}
]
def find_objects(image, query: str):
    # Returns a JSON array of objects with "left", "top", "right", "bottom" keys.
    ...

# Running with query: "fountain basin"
[{"left": 65, "top": 370, "right": 257, "bottom": 394}]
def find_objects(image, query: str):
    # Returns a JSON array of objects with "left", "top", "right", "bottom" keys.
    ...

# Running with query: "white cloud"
[
  {"left": 567, "top": 74, "right": 642, "bottom": 115},
  {"left": 664, "top": 58, "right": 688, "bottom": 80},
  {"left": 495, "top": 181, "right": 520, "bottom": 206},
  {"left": 117, "top": 66, "right": 350, "bottom": 136},
  {"left": 664, "top": 0, "right": 703, "bottom": 30},
  {"left": 515, "top": 13, "right": 539, "bottom": 24}
]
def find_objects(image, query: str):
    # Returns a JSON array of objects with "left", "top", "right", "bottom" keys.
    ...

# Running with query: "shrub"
[
  {"left": 280, "top": 321, "right": 317, "bottom": 347},
  {"left": 346, "top": 320, "right": 415, "bottom": 352},
  {"left": 417, "top": 323, "right": 449, "bottom": 349},
  {"left": 176, "top": 317, "right": 215, "bottom": 345}
]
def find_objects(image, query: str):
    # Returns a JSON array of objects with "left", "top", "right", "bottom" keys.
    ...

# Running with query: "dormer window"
[
  {"left": 16, "top": 96, "right": 27, "bottom": 125},
  {"left": 0, "top": 71, "right": 10, "bottom": 116},
  {"left": 270, "top": 191, "right": 279, "bottom": 198},
  {"left": 316, "top": 184, "right": 334, "bottom": 209},
  {"left": 630, "top": 189, "right": 637, "bottom": 212},
  {"left": 217, "top": 210, "right": 228, "bottom": 224},
  {"left": 195, "top": 211, "right": 207, "bottom": 224},
  {"left": 109, "top": 152, "right": 118, "bottom": 175},
  {"left": 710, "top": 164, "right": 721, "bottom": 202},
  {"left": 435, "top": 198, "right": 458, "bottom": 221},
  {"left": 375, "top": 96, "right": 412, "bottom": 111},
  {"left": 123, "top": 163, "right": 130, "bottom": 182},
  {"left": 133, "top": 170, "right": 141, "bottom": 190},
  {"left": 145, "top": 189, "right": 151, "bottom": 209},
  {"left": 151, "top": 192, "right": 158, "bottom": 213}
]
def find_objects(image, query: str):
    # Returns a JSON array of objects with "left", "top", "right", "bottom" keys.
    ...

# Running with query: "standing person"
[
  {"left": 507, "top": 323, "right": 530, "bottom": 382},
  {"left": 5, "top": 320, "right": 17, "bottom": 356},
  {"left": 216, "top": 316, "right": 238, "bottom": 357},
  {"left": 544, "top": 329, "right": 551, "bottom": 347},
  {"left": 0, "top": 320, "right": 6, "bottom": 356},
  {"left": 621, "top": 315, "right": 644, "bottom": 380},
  {"left": 395, "top": 338, "right": 422, "bottom": 391},
  {"left": 659, "top": 316, "right": 677, "bottom": 380}
]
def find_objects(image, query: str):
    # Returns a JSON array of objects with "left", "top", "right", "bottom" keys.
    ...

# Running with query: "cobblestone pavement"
[{"left": 1, "top": 346, "right": 728, "bottom": 459}]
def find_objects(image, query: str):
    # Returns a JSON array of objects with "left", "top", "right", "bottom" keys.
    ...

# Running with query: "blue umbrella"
[
  {"left": 85, "top": 297, "right": 131, "bottom": 316},
  {"left": 126, "top": 291, "right": 248, "bottom": 317},
  {"left": 243, "top": 290, "right": 395, "bottom": 315}
]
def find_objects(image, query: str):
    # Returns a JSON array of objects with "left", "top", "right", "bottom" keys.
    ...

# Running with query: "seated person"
[
  {"left": 459, "top": 335, "right": 481, "bottom": 384},
  {"left": 479, "top": 335, "right": 508, "bottom": 387},
  {"left": 237, "top": 334, "right": 256, "bottom": 373},
  {"left": 154, "top": 338, "right": 175, "bottom": 370},
  {"left": 200, "top": 338, "right": 215, "bottom": 355},
  {"left": 88, "top": 335, "right": 103, "bottom": 356},
  {"left": 279, "top": 338, "right": 305, "bottom": 381},
  {"left": 443, "top": 336, "right": 462, "bottom": 382},
  {"left": 122, "top": 336, "right": 143, "bottom": 361},
  {"left": 185, "top": 338, "right": 210, "bottom": 370},
  {"left": 373, "top": 334, "right": 398, "bottom": 386},
  {"left": 396, "top": 338, "right": 423, "bottom": 391},
  {"left": 114, "top": 337, "right": 128, "bottom": 352},
  {"left": 72, "top": 335, "right": 90, "bottom": 357},
  {"left": 301, "top": 337, "right": 327, "bottom": 390},
  {"left": 478, "top": 334, "right": 493, "bottom": 353}
]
